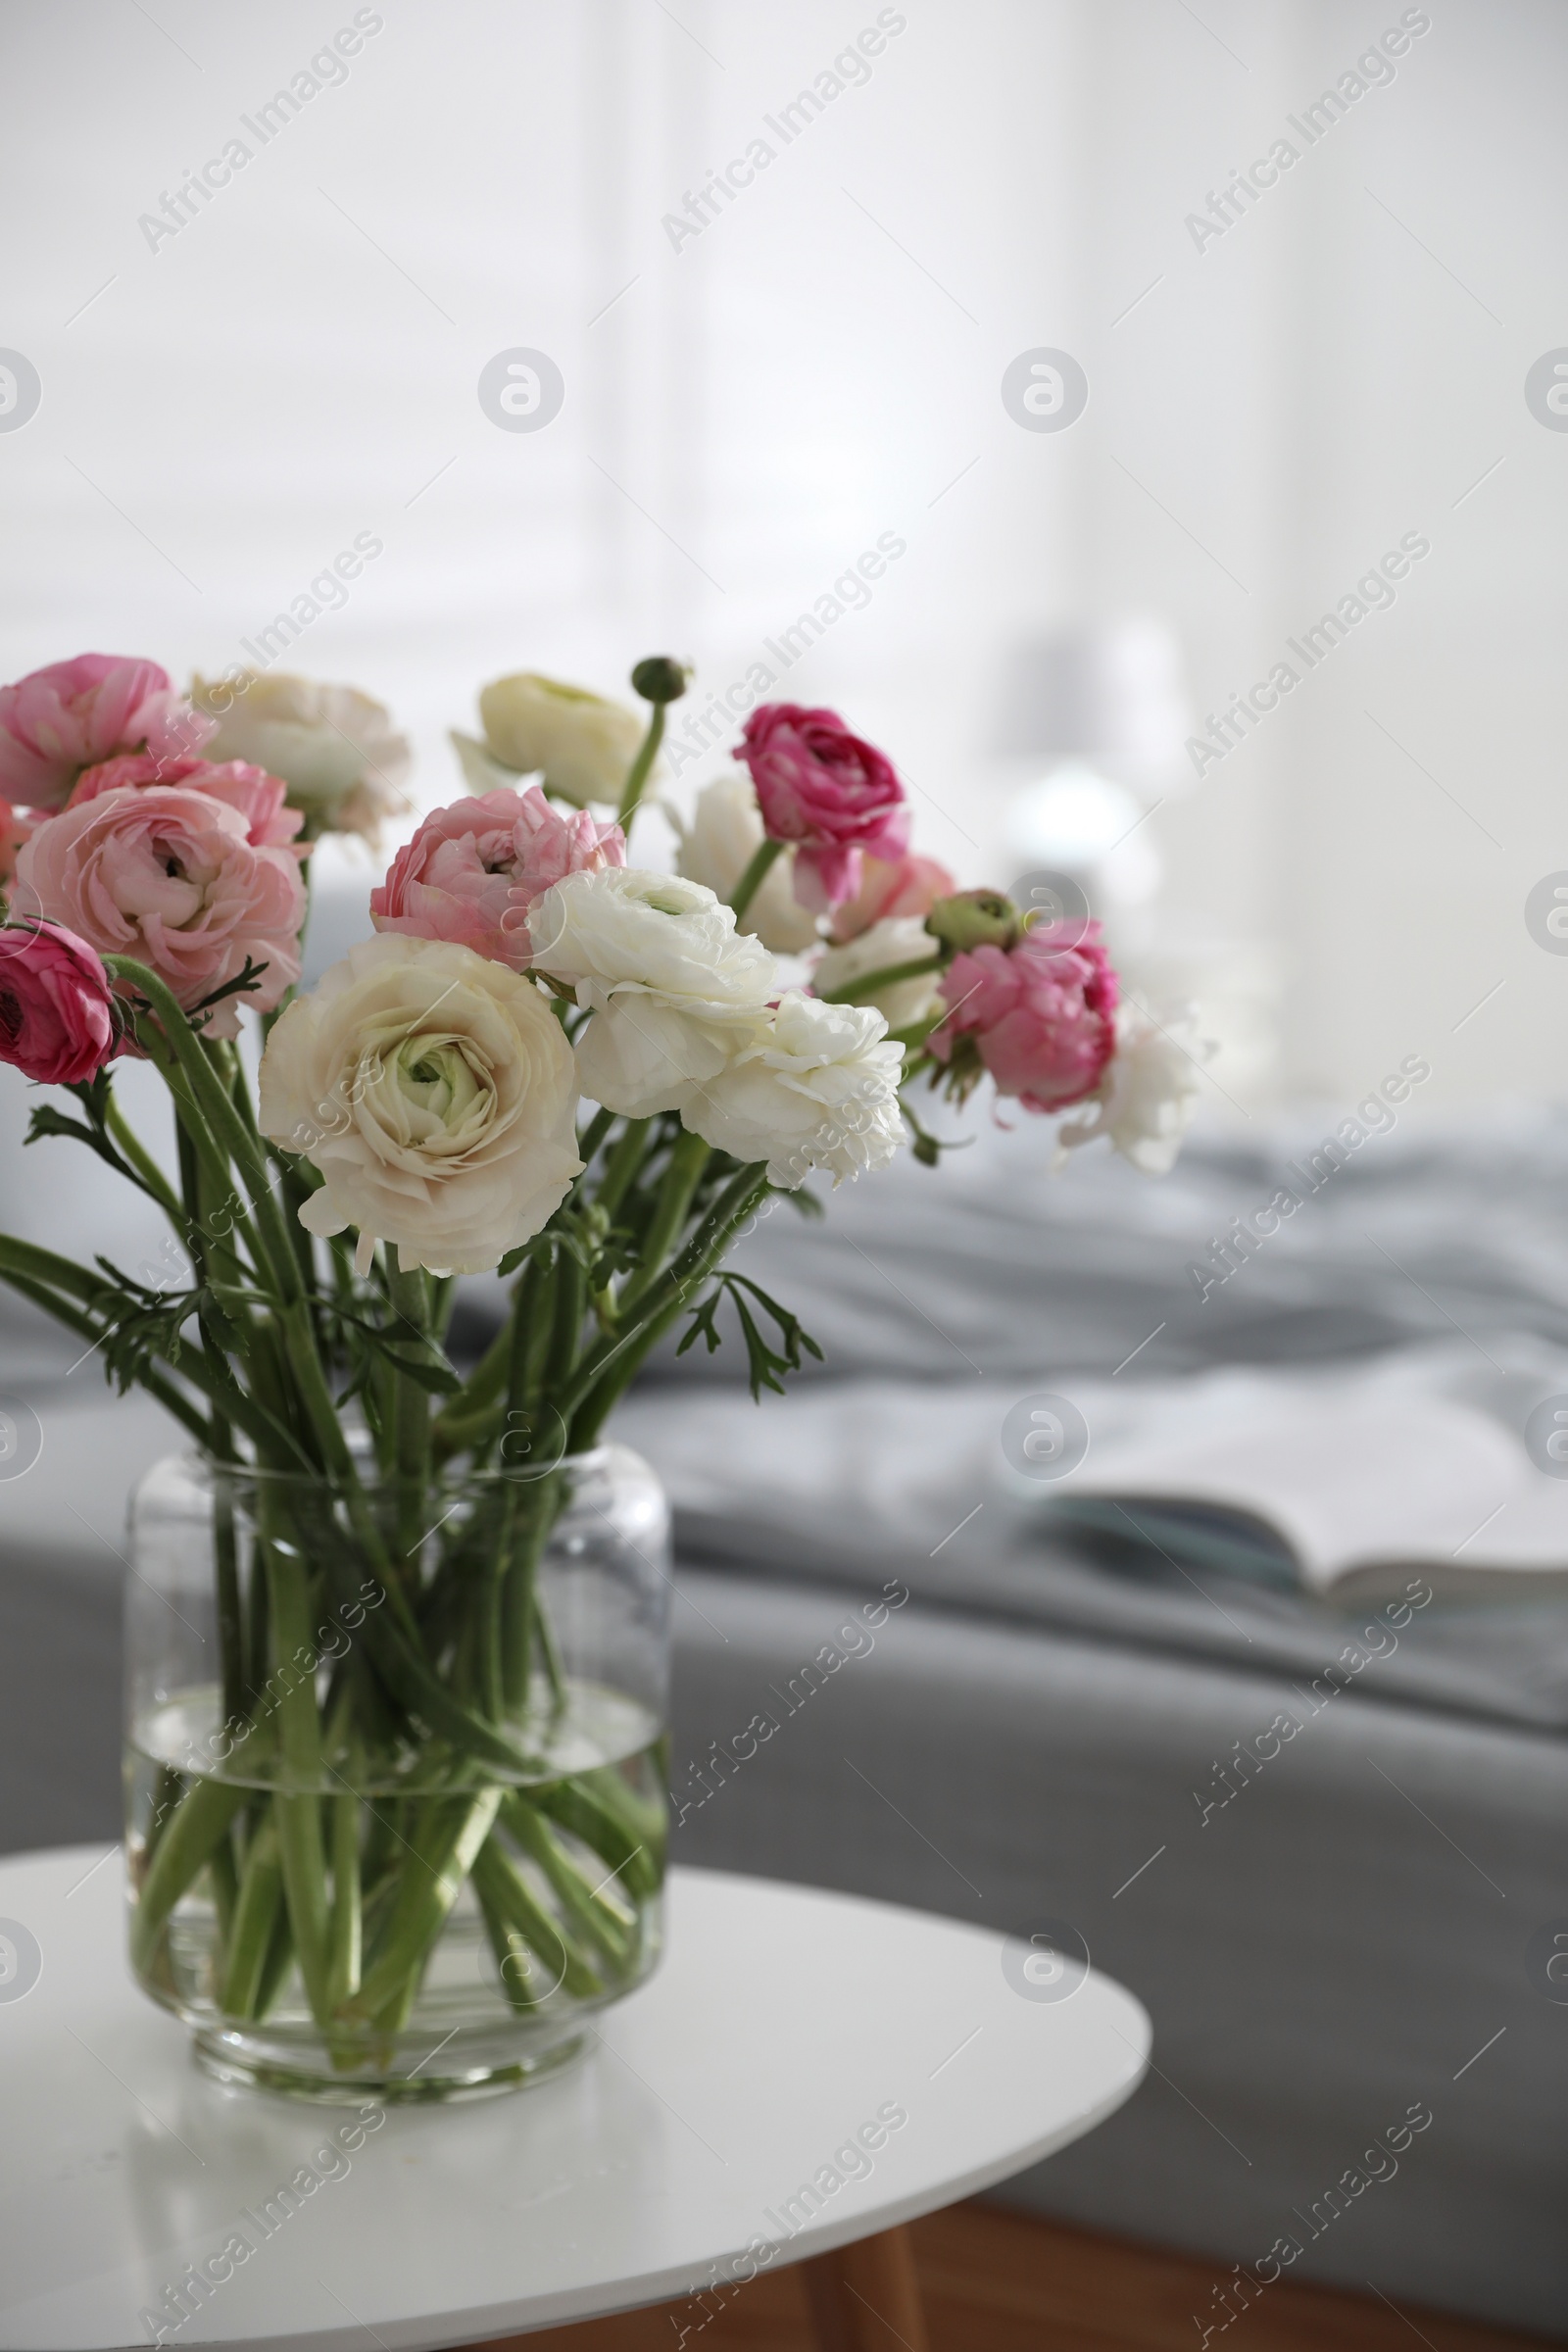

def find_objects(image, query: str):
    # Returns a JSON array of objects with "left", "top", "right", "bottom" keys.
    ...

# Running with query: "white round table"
[{"left": 0, "top": 1848, "right": 1150, "bottom": 2351}]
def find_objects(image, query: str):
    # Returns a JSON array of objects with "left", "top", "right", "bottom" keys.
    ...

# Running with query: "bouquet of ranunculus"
[{"left": 0, "top": 648, "right": 1198, "bottom": 2095}]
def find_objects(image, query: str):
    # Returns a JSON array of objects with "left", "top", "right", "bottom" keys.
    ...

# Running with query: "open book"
[
  {"left": 1034, "top": 1370, "right": 1568, "bottom": 1604},
  {"left": 617, "top": 1347, "right": 1568, "bottom": 1607}
]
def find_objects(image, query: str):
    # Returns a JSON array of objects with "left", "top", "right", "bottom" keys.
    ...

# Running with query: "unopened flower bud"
[
  {"left": 630, "top": 656, "right": 690, "bottom": 706},
  {"left": 923, "top": 890, "right": 1019, "bottom": 955}
]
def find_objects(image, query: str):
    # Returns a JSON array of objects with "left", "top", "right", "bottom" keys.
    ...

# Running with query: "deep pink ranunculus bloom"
[
  {"left": 929, "top": 921, "right": 1118, "bottom": 1113},
  {"left": 0, "top": 656, "right": 214, "bottom": 811},
  {"left": 369, "top": 786, "right": 625, "bottom": 969},
  {"left": 0, "top": 919, "right": 118, "bottom": 1085},
  {"left": 738, "top": 703, "right": 909, "bottom": 912},
  {"left": 16, "top": 787, "right": 306, "bottom": 1038},
  {"left": 827, "top": 851, "right": 957, "bottom": 944},
  {"left": 70, "top": 755, "right": 306, "bottom": 856}
]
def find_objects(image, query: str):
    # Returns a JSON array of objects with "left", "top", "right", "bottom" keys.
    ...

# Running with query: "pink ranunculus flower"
[
  {"left": 928, "top": 920, "right": 1118, "bottom": 1113},
  {"left": 0, "top": 798, "right": 28, "bottom": 896},
  {"left": 737, "top": 703, "right": 909, "bottom": 914},
  {"left": 16, "top": 787, "right": 307, "bottom": 1038},
  {"left": 0, "top": 920, "right": 118, "bottom": 1085},
  {"left": 827, "top": 851, "right": 957, "bottom": 944},
  {"left": 369, "top": 786, "right": 625, "bottom": 970},
  {"left": 69, "top": 755, "right": 306, "bottom": 857},
  {"left": 0, "top": 656, "right": 215, "bottom": 812}
]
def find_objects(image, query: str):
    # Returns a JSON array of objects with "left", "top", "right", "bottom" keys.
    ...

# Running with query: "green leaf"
[
  {"left": 322, "top": 1303, "right": 462, "bottom": 1396},
  {"left": 674, "top": 1287, "right": 727, "bottom": 1360},
  {"left": 675, "top": 1272, "right": 823, "bottom": 1401},
  {"left": 374, "top": 1344, "right": 461, "bottom": 1396}
]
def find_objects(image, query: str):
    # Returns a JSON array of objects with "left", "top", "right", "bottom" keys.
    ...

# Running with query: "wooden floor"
[{"left": 485, "top": 2201, "right": 1562, "bottom": 2352}]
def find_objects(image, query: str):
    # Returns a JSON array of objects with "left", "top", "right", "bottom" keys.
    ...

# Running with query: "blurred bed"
[{"left": 3, "top": 1108, "right": 1566, "bottom": 2333}]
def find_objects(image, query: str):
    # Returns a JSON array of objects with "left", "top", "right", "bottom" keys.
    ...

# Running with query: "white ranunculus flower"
[
  {"left": 449, "top": 729, "right": 522, "bottom": 797},
  {"left": 258, "top": 934, "right": 582, "bottom": 1276},
  {"left": 670, "top": 773, "right": 819, "bottom": 953},
  {"left": 811, "top": 914, "right": 945, "bottom": 1031},
  {"left": 190, "top": 671, "right": 412, "bottom": 842},
  {"left": 528, "top": 867, "right": 778, "bottom": 1119},
  {"left": 684, "top": 991, "right": 906, "bottom": 1187},
  {"left": 1056, "top": 1001, "right": 1206, "bottom": 1175},
  {"left": 477, "top": 673, "right": 647, "bottom": 808}
]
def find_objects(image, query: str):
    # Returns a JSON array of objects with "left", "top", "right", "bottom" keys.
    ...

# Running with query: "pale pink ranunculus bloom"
[
  {"left": 17, "top": 787, "right": 306, "bottom": 1038},
  {"left": 0, "top": 798, "right": 28, "bottom": 895},
  {"left": 0, "top": 656, "right": 214, "bottom": 811},
  {"left": 0, "top": 919, "right": 118, "bottom": 1085},
  {"left": 827, "top": 850, "right": 957, "bottom": 944},
  {"left": 370, "top": 787, "right": 624, "bottom": 969},
  {"left": 928, "top": 921, "right": 1118, "bottom": 1114},
  {"left": 69, "top": 755, "right": 306, "bottom": 857},
  {"left": 737, "top": 703, "right": 909, "bottom": 914},
  {"left": 258, "top": 935, "right": 583, "bottom": 1277}
]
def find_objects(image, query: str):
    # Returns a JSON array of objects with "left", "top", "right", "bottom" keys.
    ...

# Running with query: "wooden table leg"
[{"left": 800, "top": 2224, "right": 931, "bottom": 2352}]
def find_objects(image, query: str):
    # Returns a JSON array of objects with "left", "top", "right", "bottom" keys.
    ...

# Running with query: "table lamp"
[{"left": 995, "top": 619, "right": 1190, "bottom": 914}]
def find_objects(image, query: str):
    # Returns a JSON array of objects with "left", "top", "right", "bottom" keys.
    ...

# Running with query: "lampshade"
[{"left": 993, "top": 619, "right": 1191, "bottom": 787}]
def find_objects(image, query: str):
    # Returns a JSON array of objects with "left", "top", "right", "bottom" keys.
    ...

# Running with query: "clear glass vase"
[{"left": 123, "top": 1441, "right": 669, "bottom": 2103}]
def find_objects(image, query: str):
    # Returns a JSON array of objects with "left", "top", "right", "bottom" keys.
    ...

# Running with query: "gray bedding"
[
  {"left": 613, "top": 1372, "right": 1568, "bottom": 1738},
  {"left": 664, "top": 1561, "right": 1568, "bottom": 2336},
  {"left": 637, "top": 1101, "right": 1568, "bottom": 1384},
  {"left": 3, "top": 1109, "right": 1566, "bottom": 2333},
  {"left": 628, "top": 1110, "right": 1568, "bottom": 2334}
]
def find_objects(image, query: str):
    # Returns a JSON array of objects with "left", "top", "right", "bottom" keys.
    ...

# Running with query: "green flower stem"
[
  {"left": 502, "top": 1795, "right": 636, "bottom": 1969},
  {"left": 432, "top": 1310, "right": 514, "bottom": 1454},
  {"left": 500, "top": 1295, "right": 558, "bottom": 1711},
  {"left": 139, "top": 1029, "right": 271, "bottom": 1298},
  {"left": 104, "top": 1091, "right": 184, "bottom": 1225},
  {"left": 546, "top": 1248, "right": 586, "bottom": 1393},
  {"left": 130, "top": 1772, "right": 249, "bottom": 1975},
  {"left": 575, "top": 1102, "right": 615, "bottom": 1170},
  {"left": 209, "top": 1826, "right": 240, "bottom": 1946},
  {"left": 386, "top": 1260, "right": 433, "bottom": 1565},
  {"left": 566, "top": 1166, "right": 771, "bottom": 1450},
  {"left": 533, "top": 1592, "right": 567, "bottom": 1710},
  {"left": 534, "top": 1762, "right": 665, "bottom": 1903},
  {"left": 275, "top": 1153, "right": 320, "bottom": 1307},
  {"left": 330, "top": 1552, "right": 545, "bottom": 1775},
  {"left": 327, "top": 1786, "right": 363, "bottom": 2009},
  {"left": 220, "top": 1811, "right": 284, "bottom": 2017},
  {"left": 107, "top": 962, "right": 291, "bottom": 1288},
  {"left": 814, "top": 950, "right": 946, "bottom": 1005},
  {"left": 616, "top": 703, "right": 665, "bottom": 832},
  {"left": 475, "top": 1876, "right": 542, "bottom": 2012},
  {"left": 0, "top": 1232, "right": 111, "bottom": 1307},
  {"left": 470, "top": 1837, "right": 601, "bottom": 2001},
  {"left": 183, "top": 1144, "right": 248, "bottom": 1720},
  {"left": 270, "top": 1775, "right": 330, "bottom": 2024},
  {"left": 142, "top": 1763, "right": 183, "bottom": 1868},
  {"left": 261, "top": 1496, "right": 333, "bottom": 2025},
  {"left": 253, "top": 1904, "right": 297, "bottom": 2020},
  {"left": 594, "top": 1116, "right": 652, "bottom": 1219},
  {"left": 0, "top": 1246, "right": 212, "bottom": 1449},
  {"left": 213, "top": 1466, "right": 245, "bottom": 1727},
  {"left": 561, "top": 1162, "right": 766, "bottom": 1421},
  {"left": 727, "top": 836, "right": 783, "bottom": 923},
  {"left": 617, "top": 1132, "right": 710, "bottom": 1311},
  {"left": 357, "top": 1788, "right": 504, "bottom": 2030},
  {"left": 107, "top": 967, "right": 352, "bottom": 1495}
]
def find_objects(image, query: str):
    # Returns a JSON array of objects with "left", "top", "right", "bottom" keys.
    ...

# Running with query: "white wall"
[{"left": 0, "top": 0, "right": 1563, "bottom": 1130}]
